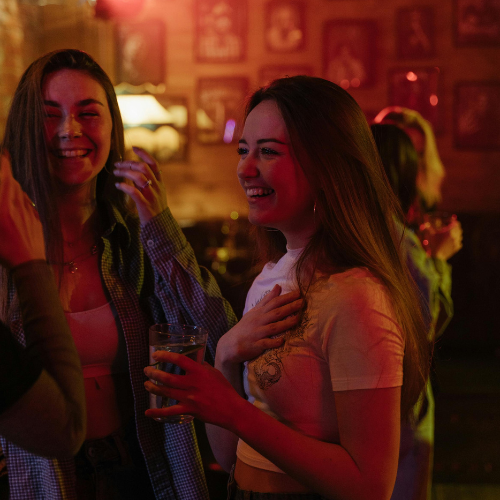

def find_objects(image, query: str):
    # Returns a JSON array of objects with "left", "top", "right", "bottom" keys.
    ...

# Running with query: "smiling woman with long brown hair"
[
  {"left": 0, "top": 49, "right": 238, "bottom": 500},
  {"left": 144, "top": 76, "right": 431, "bottom": 500}
]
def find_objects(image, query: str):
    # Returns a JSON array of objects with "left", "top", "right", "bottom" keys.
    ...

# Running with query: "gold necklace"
[
  {"left": 52, "top": 241, "right": 100, "bottom": 274},
  {"left": 64, "top": 244, "right": 99, "bottom": 274}
]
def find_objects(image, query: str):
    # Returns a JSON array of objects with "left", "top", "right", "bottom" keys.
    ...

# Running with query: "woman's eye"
[
  {"left": 81, "top": 112, "right": 98, "bottom": 117},
  {"left": 260, "top": 147, "right": 279, "bottom": 156},
  {"left": 237, "top": 147, "right": 248, "bottom": 156}
]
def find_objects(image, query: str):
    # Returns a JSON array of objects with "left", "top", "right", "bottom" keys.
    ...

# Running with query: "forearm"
[
  {"left": 230, "top": 400, "right": 392, "bottom": 500},
  {"left": 206, "top": 349, "right": 245, "bottom": 471},
  {"left": 9, "top": 261, "right": 86, "bottom": 454},
  {"left": 141, "top": 209, "right": 237, "bottom": 359},
  {"left": 0, "top": 369, "right": 85, "bottom": 457}
]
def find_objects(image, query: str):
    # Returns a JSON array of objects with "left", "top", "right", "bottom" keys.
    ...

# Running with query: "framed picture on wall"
[
  {"left": 259, "top": 65, "right": 313, "bottom": 86},
  {"left": 388, "top": 67, "right": 441, "bottom": 133},
  {"left": 264, "top": 1, "right": 305, "bottom": 53},
  {"left": 323, "top": 20, "right": 377, "bottom": 90},
  {"left": 196, "top": 77, "right": 249, "bottom": 144},
  {"left": 454, "top": 82, "right": 500, "bottom": 149},
  {"left": 454, "top": 0, "right": 500, "bottom": 45},
  {"left": 115, "top": 20, "right": 165, "bottom": 86},
  {"left": 195, "top": 0, "right": 247, "bottom": 62},
  {"left": 396, "top": 7, "right": 435, "bottom": 59}
]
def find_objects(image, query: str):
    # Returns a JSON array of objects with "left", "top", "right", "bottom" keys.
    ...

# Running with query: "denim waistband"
[{"left": 75, "top": 421, "right": 134, "bottom": 475}]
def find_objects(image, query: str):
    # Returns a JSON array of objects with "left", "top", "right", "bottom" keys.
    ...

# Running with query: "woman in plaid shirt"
[{"left": 0, "top": 48, "right": 247, "bottom": 500}]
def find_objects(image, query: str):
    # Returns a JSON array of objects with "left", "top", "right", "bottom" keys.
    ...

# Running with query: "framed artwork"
[
  {"left": 388, "top": 67, "right": 441, "bottom": 133},
  {"left": 195, "top": 0, "right": 247, "bottom": 63},
  {"left": 396, "top": 7, "right": 435, "bottom": 59},
  {"left": 115, "top": 20, "right": 165, "bottom": 86},
  {"left": 323, "top": 20, "right": 377, "bottom": 90},
  {"left": 454, "top": 82, "right": 500, "bottom": 149},
  {"left": 259, "top": 65, "right": 313, "bottom": 87},
  {"left": 454, "top": 0, "right": 500, "bottom": 45},
  {"left": 196, "top": 77, "right": 249, "bottom": 144},
  {"left": 264, "top": 1, "right": 305, "bottom": 53}
]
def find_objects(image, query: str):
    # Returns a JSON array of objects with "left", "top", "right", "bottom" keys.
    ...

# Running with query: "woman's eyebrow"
[
  {"left": 238, "top": 138, "right": 286, "bottom": 145},
  {"left": 43, "top": 98, "right": 105, "bottom": 107}
]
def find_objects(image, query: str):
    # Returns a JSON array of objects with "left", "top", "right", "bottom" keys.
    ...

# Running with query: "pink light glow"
[
  {"left": 406, "top": 71, "right": 418, "bottom": 82},
  {"left": 223, "top": 119, "right": 236, "bottom": 143}
]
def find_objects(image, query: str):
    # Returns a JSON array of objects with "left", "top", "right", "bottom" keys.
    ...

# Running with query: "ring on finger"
[{"left": 140, "top": 179, "right": 152, "bottom": 191}]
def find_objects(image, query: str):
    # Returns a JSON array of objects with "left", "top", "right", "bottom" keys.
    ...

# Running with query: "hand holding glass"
[
  {"left": 148, "top": 324, "right": 208, "bottom": 424},
  {"left": 418, "top": 212, "right": 458, "bottom": 258}
]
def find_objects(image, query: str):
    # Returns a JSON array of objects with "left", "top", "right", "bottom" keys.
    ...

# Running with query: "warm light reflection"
[
  {"left": 430, "top": 94, "right": 438, "bottom": 106},
  {"left": 351, "top": 78, "right": 361, "bottom": 88},
  {"left": 230, "top": 211, "right": 239, "bottom": 220},
  {"left": 406, "top": 71, "right": 418, "bottom": 82},
  {"left": 340, "top": 79, "right": 350, "bottom": 89},
  {"left": 117, "top": 95, "right": 186, "bottom": 126}
]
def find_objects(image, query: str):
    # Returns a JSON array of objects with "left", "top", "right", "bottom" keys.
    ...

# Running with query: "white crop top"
[
  {"left": 65, "top": 302, "right": 128, "bottom": 378},
  {"left": 236, "top": 249, "right": 404, "bottom": 473}
]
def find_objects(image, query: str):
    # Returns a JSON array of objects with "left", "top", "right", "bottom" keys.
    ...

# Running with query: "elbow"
[{"left": 46, "top": 418, "right": 87, "bottom": 459}]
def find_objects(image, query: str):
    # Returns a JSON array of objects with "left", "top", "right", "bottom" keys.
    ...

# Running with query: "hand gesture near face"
[
  {"left": 0, "top": 155, "right": 45, "bottom": 268},
  {"left": 113, "top": 146, "right": 168, "bottom": 226}
]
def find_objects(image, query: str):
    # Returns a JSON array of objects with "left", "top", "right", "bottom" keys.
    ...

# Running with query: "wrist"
[{"left": 216, "top": 332, "right": 238, "bottom": 363}]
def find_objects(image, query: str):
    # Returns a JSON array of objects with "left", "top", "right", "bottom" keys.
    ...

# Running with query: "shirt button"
[{"left": 147, "top": 240, "right": 155, "bottom": 248}]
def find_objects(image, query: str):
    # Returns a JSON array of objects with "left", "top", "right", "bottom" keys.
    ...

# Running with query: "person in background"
[
  {"left": 0, "top": 48, "right": 241, "bottom": 500},
  {"left": 0, "top": 154, "right": 86, "bottom": 457},
  {"left": 144, "top": 76, "right": 430, "bottom": 500},
  {"left": 371, "top": 112, "right": 463, "bottom": 500}
]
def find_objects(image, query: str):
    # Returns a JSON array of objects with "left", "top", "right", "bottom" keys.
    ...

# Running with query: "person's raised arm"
[
  {"left": 0, "top": 155, "right": 86, "bottom": 458},
  {"left": 114, "top": 147, "right": 237, "bottom": 361}
]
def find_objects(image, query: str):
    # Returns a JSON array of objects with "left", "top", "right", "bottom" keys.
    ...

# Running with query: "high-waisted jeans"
[{"left": 74, "top": 420, "right": 155, "bottom": 500}]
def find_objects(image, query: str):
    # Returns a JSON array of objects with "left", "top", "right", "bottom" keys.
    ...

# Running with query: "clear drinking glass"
[{"left": 148, "top": 323, "right": 208, "bottom": 424}]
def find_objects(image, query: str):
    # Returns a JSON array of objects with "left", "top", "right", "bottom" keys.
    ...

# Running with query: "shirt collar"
[{"left": 100, "top": 202, "right": 132, "bottom": 248}]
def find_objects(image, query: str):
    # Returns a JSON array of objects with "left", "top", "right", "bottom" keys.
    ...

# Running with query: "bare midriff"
[
  {"left": 234, "top": 458, "right": 312, "bottom": 493},
  {"left": 84, "top": 372, "right": 134, "bottom": 439}
]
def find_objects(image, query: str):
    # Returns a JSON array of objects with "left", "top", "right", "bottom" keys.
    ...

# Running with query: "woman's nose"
[
  {"left": 59, "top": 114, "right": 82, "bottom": 139},
  {"left": 237, "top": 154, "right": 259, "bottom": 180}
]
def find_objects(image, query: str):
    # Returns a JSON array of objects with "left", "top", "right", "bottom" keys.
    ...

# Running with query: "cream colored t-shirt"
[{"left": 236, "top": 249, "right": 404, "bottom": 473}]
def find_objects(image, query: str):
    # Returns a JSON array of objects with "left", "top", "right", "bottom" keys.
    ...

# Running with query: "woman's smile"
[{"left": 43, "top": 69, "right": 112, "bottom": 188}]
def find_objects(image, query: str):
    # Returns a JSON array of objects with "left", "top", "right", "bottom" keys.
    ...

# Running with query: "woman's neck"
[{"left": 57, "top": 187, "right": 98, "bottom": 242}]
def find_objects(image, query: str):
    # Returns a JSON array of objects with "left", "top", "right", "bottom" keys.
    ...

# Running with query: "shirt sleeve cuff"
[{"left": 140, "top": 208, "right": 188, "bottom": 263}]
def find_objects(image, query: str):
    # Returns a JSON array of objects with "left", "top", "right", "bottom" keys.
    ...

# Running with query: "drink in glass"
[{"left": 148, "top": 323, "right": 208, "bottom": 424}]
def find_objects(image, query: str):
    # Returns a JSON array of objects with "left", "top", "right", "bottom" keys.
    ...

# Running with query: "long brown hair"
[
  {"left": 1, "top": 49, "right": 126, "bottom": 319},
  {"left": 246, "top": 76, "right": 430, "bottom": 422}
]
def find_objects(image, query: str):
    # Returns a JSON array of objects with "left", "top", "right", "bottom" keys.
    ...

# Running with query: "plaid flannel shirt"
[{"left": 1, "top": 205, "right": 237, "bottom": 500}]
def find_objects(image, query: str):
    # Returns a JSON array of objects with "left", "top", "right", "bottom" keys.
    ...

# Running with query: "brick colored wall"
[{"left": 2, "top": 0, "right": 499, "bottom": 218}]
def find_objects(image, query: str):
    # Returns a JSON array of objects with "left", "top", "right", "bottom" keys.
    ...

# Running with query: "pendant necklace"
[
  {"left": 52, "top": 240, "right": 100, "bottom": 274},
  {"left": 64, "top": 243, "right": 99, "bottom": 274}
]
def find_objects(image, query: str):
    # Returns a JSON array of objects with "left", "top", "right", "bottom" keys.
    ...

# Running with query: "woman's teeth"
[
  {"left": 246, "top": 187, "right": 274, "bottom": 197},
  {"left": 57, "top": 149, "right": 89, "bottom": 158}
]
